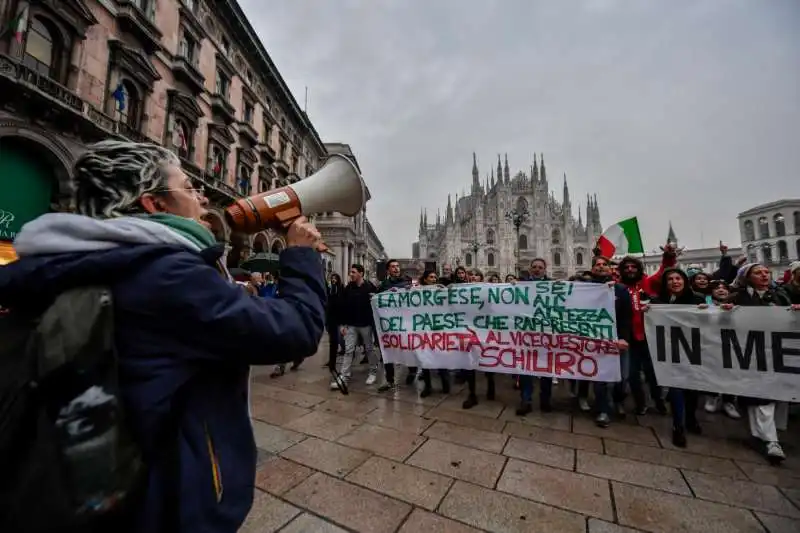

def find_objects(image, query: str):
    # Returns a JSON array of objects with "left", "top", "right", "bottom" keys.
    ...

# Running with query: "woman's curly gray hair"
[{"left": 73, "top": 140, "right": 181, "bottom": 218}]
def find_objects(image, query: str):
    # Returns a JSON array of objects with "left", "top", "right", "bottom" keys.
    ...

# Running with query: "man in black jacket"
[
  {"left": 331, "top": 264, "right": 378, "bottom": 389},
  {"left": 584, "top": 255, "right": 633, "bottom": 428},
  {"left": 376, "top": 259, "right": 411, "bottom": 391}
]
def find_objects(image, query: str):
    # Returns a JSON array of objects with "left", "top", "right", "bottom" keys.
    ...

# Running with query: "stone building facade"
[
  {"left": 0, "top": 0, "right": 328, "bottom": 266},
  {"left": 413, "top": 153, "right": 602, "bottom": 279},
  {"left": 313, "top": 142, "right": 387, "bottom": 279},
  {"left": 738, "top": 199, "right": 800, "bottom": 278}
]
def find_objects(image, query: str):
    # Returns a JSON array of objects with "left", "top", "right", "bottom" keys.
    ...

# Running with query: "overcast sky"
[{"left": 240, "top": 0, "right": 799, "bottom": 258}]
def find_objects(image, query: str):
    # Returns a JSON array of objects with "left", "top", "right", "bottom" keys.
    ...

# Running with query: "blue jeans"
[
  {"left": 669, "top": 389, "right": 699, "bottom": 429},
  {"left": 628, "top": 339, "right": 661, "bottom": 410},
  {"left": 585, "top": 350, "right": 630, "bottom": 415},
  {"left": 519, "top": 375, "right": 553, "bottom": 405}
]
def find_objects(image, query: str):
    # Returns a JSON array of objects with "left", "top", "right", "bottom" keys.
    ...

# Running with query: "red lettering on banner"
[
  {"left": 577, "top": 355, "right": 598, "bottom": 377},
  {"left": 554, "top": 352, "right": 576, "bottom": 376}
]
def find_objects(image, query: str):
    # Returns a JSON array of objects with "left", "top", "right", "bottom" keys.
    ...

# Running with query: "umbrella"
[
  {"left": 228, "top": 267, "right": 251, "bottom": 282},
  {"left": 240, "top": 253, "right": 280, "bottom": 274}
]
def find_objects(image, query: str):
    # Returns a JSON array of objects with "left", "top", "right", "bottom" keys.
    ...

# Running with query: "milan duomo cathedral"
[{"left": 413, "top": 153, "right": 604, "bottom": 279}]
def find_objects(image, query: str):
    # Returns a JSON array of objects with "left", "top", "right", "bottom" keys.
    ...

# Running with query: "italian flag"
[
  {"left": 596, "top": 217, "right": 644, "bottom": 257},
  {"left": 11, "top": 6, "right": 28, "bottom": 44}
]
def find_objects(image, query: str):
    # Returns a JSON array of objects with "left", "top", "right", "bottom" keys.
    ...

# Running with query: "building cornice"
[
  {"left": 738, "top": 199, "right": 800, "bottom": 218},
  {"left": 218, "top": 0, "right": 326, "bottom": 156}
]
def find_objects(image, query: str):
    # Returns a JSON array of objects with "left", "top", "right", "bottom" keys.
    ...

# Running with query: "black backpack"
[{"left": 0, "top": 287, "right": 146, "bottom": 533}]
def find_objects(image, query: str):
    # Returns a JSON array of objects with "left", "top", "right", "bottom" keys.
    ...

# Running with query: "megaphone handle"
[{"left": 278, "top": 215, "right": 329, "bottom": 253}]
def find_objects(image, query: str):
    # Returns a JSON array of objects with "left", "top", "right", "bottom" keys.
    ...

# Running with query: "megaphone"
[{"left": 225, "top": 154, "right": 366, "bottom": 248}]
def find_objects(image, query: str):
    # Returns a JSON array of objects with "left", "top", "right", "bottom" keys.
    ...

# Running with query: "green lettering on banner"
[
  {"left": 473, "top": 314, "right": 510, "bottom": 331},
  {"left": 412, "top": 312, "right": 467, "bottom": 331},
  {"left": 379, "top": 316, "right": 406, "bottom": 332}
]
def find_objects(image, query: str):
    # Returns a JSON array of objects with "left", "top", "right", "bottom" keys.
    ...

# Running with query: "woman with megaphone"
[{"left": 0, "top": 140, "right": 328, "bottom": 533}]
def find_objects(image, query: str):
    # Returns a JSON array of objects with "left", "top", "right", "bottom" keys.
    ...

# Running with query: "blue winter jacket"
[{"left": 0, "top": 216, "right": 326, "bottom": 533}]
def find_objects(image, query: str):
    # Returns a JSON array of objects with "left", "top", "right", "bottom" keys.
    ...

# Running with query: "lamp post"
[
  {"left": 467, "top": 239, "right": 482, "bottom": 268},
  {"left": 505, "top": 207, "right": 530, "bottom": 275}
]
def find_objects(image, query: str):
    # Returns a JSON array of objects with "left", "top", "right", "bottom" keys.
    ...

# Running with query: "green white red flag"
[
  {"left": 596, "top": 217, "right": 644, "bottom": 257},
  {"left": 13, "top": 6, "right": 28, "bottom": 44}
]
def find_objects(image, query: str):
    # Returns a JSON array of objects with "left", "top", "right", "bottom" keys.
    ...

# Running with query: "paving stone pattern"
[{"left": 244, "top": 342, "right": 800, "bottom": 532}]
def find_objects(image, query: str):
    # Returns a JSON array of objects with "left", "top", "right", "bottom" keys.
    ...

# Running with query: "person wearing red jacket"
[{"left": 615, "top": 244, "right": 678, "bottom": 415}]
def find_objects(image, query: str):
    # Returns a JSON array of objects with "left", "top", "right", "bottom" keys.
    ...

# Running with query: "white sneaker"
[
  {"left": 704, "top": 395, "right": 720, "bottom": 413},
  {"left": 578, "top": 398, "right": 591, "bottom": 412},
  {"left": 766, "top": 441, "right": 786, "bottom": 462},
  {"left": 365, "top": 373, "right": 377, "bottom": 385},
  {"left": 330, "top": 380, "right": 339, "bottom": 390},
  {"left": 723, "top": 402, "right": 741, "bottom": 419}
]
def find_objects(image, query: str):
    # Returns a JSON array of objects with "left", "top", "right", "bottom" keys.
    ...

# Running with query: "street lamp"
[{"left": 505, "top": 206, "right": 530, "bottom": 273}]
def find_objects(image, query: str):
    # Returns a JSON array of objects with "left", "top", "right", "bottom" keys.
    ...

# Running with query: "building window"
[
  {"left": 554, "top": 252, "right": 561, "bottom": 267},
  {"left": 552, "top": 229, "right": 561, "bottom": 245},
  {"left": 220, "top": 36, "right": 230, "bottom": 55},
  {"left": 117, "top": 80, "right": 141, "bottom": 128},
  {"left": 777, "top": 240, "right": 788, "bottom": 262},
  {"left": 576, "top": 252, "right": 584, "bottom": 265},
  {"left": 486, "top": 229, "right": 495, "bottom": 244},
  {"left": 487, "top": 253, "right": 495, "bottom": 266},
  {"left": 259, "top": 179, "right": 271, "bottom": 193},
  {"left": 518, "top": 234, "right": 528, "bottom": 250},
  {"left": 796, "top": 239, "right": 800, "bottom": 259},
  {"left": 774, "top": 213, "right": 786, "bottom": 237},
  {"left": 207, "top": 143, "right": 228, "bottom": 180},
  {"left": 23, "top": 17, "right": 57, "bottom": 78},
  {"left": 465, "top": 253, "right": 472, "bottom": 267},
  {"left": 758, "top": 217, "right": 769, "bottom": 239},
  {"left": 172, "top": 118, "right": 193, "bottom": 159},
  {"left": 215, "top": 70, "right": 230, "bottom": 98},
  {"left": 237, "top": 165, "right": 251, "bottom": 195},
  {"left": 762, "top": 243, "right": 773, "bottom": 264},
  {"left": 243, "top": 101, "right": 254, "bottom": 124},
  {"left": 178, "top": 31, "right": 196, "bottom": 64},
  {"left": 794, "top": 211, "right": 800, "bottom": 234},
  {"left": 743, "top": 220, "right": 755, "bottom": 241}
]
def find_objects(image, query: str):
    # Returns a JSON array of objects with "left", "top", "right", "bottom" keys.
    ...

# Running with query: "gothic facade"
[{"left": 413, "top": 153, "right": 603, "bottom": 279}]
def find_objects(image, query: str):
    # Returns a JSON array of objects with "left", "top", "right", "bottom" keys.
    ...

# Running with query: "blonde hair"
[{"left": 73, "top": 140, "right": 180, "bottom": 218}]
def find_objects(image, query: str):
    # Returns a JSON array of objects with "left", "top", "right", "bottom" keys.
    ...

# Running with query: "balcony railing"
[{"left": 0, "top": 53, "right": 158, "bottom": 145}]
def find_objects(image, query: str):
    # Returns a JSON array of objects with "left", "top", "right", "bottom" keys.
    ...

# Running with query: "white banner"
[
  {"left": 645, "top": 306, "right": 800, "bottom": 402},
  {"left": 371, "top": 281, "right": 621, "bottom": 382}
]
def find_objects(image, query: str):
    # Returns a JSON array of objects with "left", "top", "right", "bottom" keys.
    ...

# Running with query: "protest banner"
[
  {"left": 645, "top": 306, "right": 800, "bottom": 402},
  {"left": 371, "top": 281, "right": 621, "bottom": 381}
]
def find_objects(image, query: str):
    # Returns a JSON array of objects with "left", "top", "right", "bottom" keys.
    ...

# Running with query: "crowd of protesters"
[{"left": 310, "top": 247, "right": 800, "bottom": 466}]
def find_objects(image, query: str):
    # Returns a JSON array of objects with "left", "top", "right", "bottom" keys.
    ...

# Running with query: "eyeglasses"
[{"left": 153, "top": 186, "right": 205, "bottom": 197}]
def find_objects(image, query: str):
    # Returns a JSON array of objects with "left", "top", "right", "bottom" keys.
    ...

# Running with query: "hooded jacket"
[
  {"left": 0, "top": 213, "right": 326, "bottom": 533},
  {"left": 651, "top": 268, "right": 706, "bottom": 305},
  {"left": 617, "top": 254, "right": 676, "bottom": 341}
]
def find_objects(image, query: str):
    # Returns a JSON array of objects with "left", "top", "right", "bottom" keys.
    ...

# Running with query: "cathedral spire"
[
  {"left": 471, "top": 152, "right": 480, "bottom": 194},
  {"left": 562, "top": 172, "right": 570, "bottom": 204},
  {"left": 423, "top": 209, "right": 428, "bottom": 227},
  {"left": 419, "top": 208, "right": 424, "bottom": 232},
  {"left": 533, "top": 154, "right": 539, "bottom": 182},
  {"left": 503, "top": 153, "right": 510, "bottom": 183},
  {"left": 496, "top": 154, "right": 502, "bottom": 185},
  {"left": 667, "top": 221, "right": 678, "bottom": 245},
  {"left": 446, "top": 194, "right": 453, "bottom": 224},
  {"left": 593, "top": 194, "right": 601, "bottom": 228},
  {"left": 578, "top": 204, "right": 583, "bottom": 228},
  {"left": 539, "top": 153, "right": 547, "bottom": 184},
  {"left": 490, "top": 167, "right": 495, "bottom": 188}
]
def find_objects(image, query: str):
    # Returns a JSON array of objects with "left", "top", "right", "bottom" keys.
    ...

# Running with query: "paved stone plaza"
[{"left": 242, "top": 343, "right": 800, "bottom": 533}]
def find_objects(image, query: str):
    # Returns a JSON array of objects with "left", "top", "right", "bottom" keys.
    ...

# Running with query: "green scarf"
[{"left": 141, "top": 213, "right": 217, "bottom": 250}]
